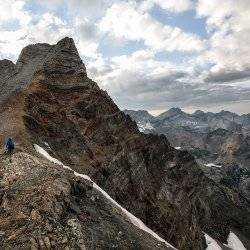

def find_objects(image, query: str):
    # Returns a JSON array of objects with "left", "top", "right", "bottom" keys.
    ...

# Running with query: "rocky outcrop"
[
  {"left": 0, "top": 38, "right": 90, "bottom": 105},
  {"left": 0, "top": 38, "right": 249, "bottom": 249},
  {"left": 0, "top": 59, "right": 16, "bottom": 81}
]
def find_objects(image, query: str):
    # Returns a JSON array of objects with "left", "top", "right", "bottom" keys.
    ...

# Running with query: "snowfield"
[
  {"left": 225, "top": 232, "right": 247, "bottom": 250},
  {"left": 204, "top": 233, "right": 222, "bottom": 250},
  {"left": 204, "top": 231, "right": 247, "bottom": 250},
  {"left": 34, "top": 144, "right": 176, "bottom": 249},
  {"left": 138, "top": 122, "right": 154, "bottom": 132}
]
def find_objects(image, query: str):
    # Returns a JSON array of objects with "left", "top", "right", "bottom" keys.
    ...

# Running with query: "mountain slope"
[
  {"left": 0, "top": 151, "right": 174, "bottom": 249},
  {"left": 0, "top": 38, "right": 249, "bottom": 249},
  {"left": 124, "top": 110, "right": 155, "bottom": 132}
]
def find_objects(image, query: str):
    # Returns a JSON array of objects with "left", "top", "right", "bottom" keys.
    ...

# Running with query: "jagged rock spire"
[
  {"left": 0, "top": 38, "right": 91, "bottom": 104},
  {"left": 43, "top": 37, "right": 87, "bottom": 78}
]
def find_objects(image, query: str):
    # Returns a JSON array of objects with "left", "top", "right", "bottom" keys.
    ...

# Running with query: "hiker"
[{"left": 6, "top": 137, "right": 15, "bottom": 162}]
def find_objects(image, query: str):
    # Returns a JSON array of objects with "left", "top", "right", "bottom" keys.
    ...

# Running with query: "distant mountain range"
[
  {"left": 124, "top": 108, "right": 250, "bottom": 168},
  {"left": 124, "top": 108, "right": 250, "bottom": 134}
]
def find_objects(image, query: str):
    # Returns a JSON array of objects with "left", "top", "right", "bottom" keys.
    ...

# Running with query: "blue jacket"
[{"left": 6, "top": 137, "right": 15, "bottom": 150}]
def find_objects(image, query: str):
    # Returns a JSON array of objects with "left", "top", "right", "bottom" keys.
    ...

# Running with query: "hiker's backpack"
[{"left": 6, "top": 138, "right": 15, "bottom": 150}]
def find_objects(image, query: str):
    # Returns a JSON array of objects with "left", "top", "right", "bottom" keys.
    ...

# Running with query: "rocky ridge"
[{"left": 0, "top": 152, "right": 173, "bottom": 249}]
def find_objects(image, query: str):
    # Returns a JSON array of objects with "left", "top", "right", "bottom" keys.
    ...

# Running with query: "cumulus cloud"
[
  {"left": 153, "top": 0, "right": 193, "bottom": 13},
  {"left": 67, "top": 0, "right": 108, "bottom": 18},
  {"left": 205, "top": 69, "right": 250, "bottom": 83},
  {"left": 140, "top": 0, "right": 193, "bottom": 13},
  {"left": 99, "top": 1, "right": 206, "bottom": 52},
  {"left": 0, "top": 0, "right": 31, "bottom": 25},
  {"left": 196, "top": 0, "right": 250, "bottom": 83},
  {"left": 0, "top": 12, "right": 73, "bottom": 60},
  {"left": 74, "top": 18, "right": 101, "bottom": 58},
  {"left": 87, "top": 48, "right": 250, "bottom": 112},
  {"left": 85, "top": 0, "right": 250, "bottom": 113}
]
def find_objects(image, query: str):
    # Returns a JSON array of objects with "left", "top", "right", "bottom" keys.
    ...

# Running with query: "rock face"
[
  {"left": 0, "top": 38, "right": 250, "bottom": 249},
  {"left": 125, "top": 109, "right": 250, "bottom": 234},
  {"left": 0, "top": 38, "right": 88, "bottom": 105}
]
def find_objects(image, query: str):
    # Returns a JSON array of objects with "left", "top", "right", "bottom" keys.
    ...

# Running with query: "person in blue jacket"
[{"left": 6, "top": 137, "right": 15, "bottom": 162}]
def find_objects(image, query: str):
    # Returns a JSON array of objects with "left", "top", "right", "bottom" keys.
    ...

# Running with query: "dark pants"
[{"left": 7, "top": 147, "right": 14, "bottom": 162}]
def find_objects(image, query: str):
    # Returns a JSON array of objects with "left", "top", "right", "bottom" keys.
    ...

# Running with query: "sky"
[{"left": 0, "top": 0, "right": 250, "bottom": 115}]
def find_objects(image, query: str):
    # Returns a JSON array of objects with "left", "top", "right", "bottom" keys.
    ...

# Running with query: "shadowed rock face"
[
  {"left": 124, "top": 109, "right": 250, "bottom": 216},
  {"left": 22, "top": 81, "right": 206, "bottom": 249},
  {"left": 0, "top": 37, "right": 250, "bottom": 249}
]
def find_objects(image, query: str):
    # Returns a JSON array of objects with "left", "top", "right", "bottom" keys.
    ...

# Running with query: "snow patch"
[
  {"left": 34, "top": 144, "right": 176, "bottom": 249},
  {"left": 34, "top": 144, "right": 64, "bottom": 166},
  {"left": 174, "top": 147, "right": 181, "bottom": 150},
  {"left": 204, "top": 233, "right": 222, "bottom": 250},
  {"left": 225, "top": 232, "right": 246, "bottom": 250},
  {"left": 205, "top": 163, "right": 222, "bottom": 168},
  {"left": 138, "top": 122, "right": 154, "bottom": 132}
]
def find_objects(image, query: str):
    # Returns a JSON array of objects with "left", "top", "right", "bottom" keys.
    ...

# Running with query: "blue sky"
[
  {"left": 151, "top": 6, "right": 208, "bottom": 38},
  {"left": 0, "top": 0, "right": 250, "bottom": 114}
]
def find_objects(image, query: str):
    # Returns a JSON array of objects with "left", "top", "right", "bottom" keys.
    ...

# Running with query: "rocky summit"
[{"left": 0, "top": 38, "right": 249, "bottom": 250}]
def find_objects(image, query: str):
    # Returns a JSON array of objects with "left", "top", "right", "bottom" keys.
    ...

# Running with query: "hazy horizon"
[{"left": 125, "top": 102, "right": 250, "bottom": 117}]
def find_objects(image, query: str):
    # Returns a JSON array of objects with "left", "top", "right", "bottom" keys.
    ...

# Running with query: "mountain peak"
[
  {"left": 192, "top": 110, "right": 205, "bottom": 117},
  {"left": 0, "top": 59, "right": 16, "bottom": 79},
  {"left": 157, "top": 107, "right": 185, "bottom": 120},
  {"left": 42, "top": 37, "right": 87, "bottom": 83},
  {"left": 217, "top": 110, "right": 237, "bottom": 116},
  {"left": 168, "top": 107, "right": 183, "bottom": 113},
  {"left": 16, "top": 37, "right": 85, "bottom": 76},
  {"left": 57, "top": 36, "right": 75, "bottom": 46},
  {"left": 54, "top": 37, "right": 81, "bottom": 60},
  {"left": 18, "top": 37, "right": 87, "bottom": 87},
  {"left": 123, "top": 109, "right": 154, "bottom": 123},
  {"left": 0, "top": 37, "right": 91, "bottom": 105},
  {"left": 193, "top": 110, "right": 204, "bottom": 115}
]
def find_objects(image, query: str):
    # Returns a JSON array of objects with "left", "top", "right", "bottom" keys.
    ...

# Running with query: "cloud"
[
  {"left": 0, "top": 13, "right": 73, "bottom": 60},
  {"left": 196, "top": 0, "right": 250, "bottom": 83},
  {"left": 205, "top": 69, "right": 250, "bottom": 83},
  {"left": 87, "top": 45, "right": 250, "bottom": 113},
  {"left": 65, "top": 0, "right": 109, "bottom": 22},
  {"left": 139, "top": 0, "right": 193, "bottom": 13},
  {"left": 0, "top": 8, "right": 100, "bottom": 60},
  {"left": 153, "top": 0, "right": 193, "bottom": 13},
  {"left": 74, "top": 18, "right": 101, "bottom": 58},
  {"left": 99, "top": 1, "right": 206, "bottom": 52},
  {"left": 0, "top": 0, "right": 31, "bottom": 25}
]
